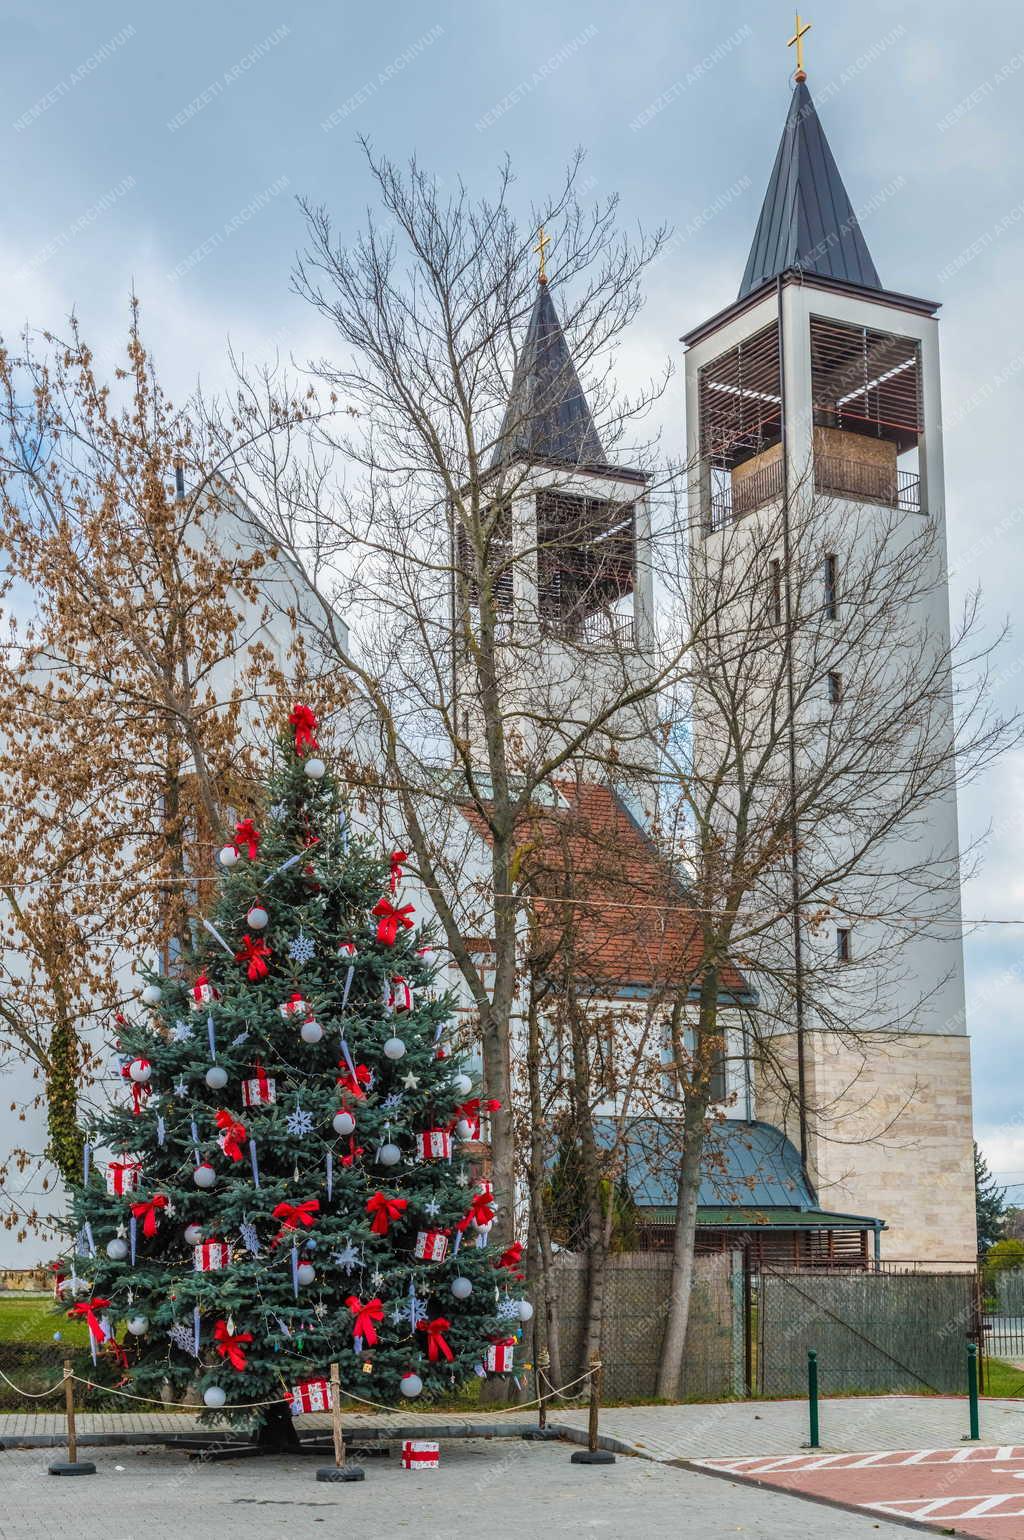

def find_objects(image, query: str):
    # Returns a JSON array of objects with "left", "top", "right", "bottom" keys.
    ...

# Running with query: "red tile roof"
[{"left": 464, "top": 782, "right": 747, "bottom": 997}]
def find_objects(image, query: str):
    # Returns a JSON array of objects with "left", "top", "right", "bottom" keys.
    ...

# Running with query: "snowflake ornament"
[
  {"left": 286, "top": 1106, "right": 315, "bottom": 1137},
  {"left": 173, "top": 1079, "right": 188, "bottom": 1099},
  {"left": 370, "top": 1269, "right": 385, "bottom": 1291},
  {"left": 170, "top": 1019, "right": 193, "bottom": 1043},
  {"left": 230, "top": 1030, "right": 250, "bottom": 1047},
  {"left": 455, "top": 1169, "right": 470, "bottom": 1187},
  {"left": 270, "top": 802, "right": 288, "bottom": 823},
  {"left": 332, "top": 1240, "right": 363, "bottom": 1275},
  {"left": 239, "top": 1220, "right": 262, "bottom": 1256},
  {"left": 168, "top": 1322, "right": 199, "bottom": 1357},
  {"left": 496, "top": 1296, "right": 522, "bottom": 1322},
  {"left": 287, "top": 929, "right": 317, "bottom": 965},
  {"left": 381, "top": 1091, "right": 404, "bottom": 1113},
  {"left": 423, "top": 1199, "right": 441, "bottom": 1218}
]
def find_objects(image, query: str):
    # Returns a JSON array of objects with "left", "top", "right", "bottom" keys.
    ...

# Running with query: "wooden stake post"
[
  {"left": 569, "top": 1354, "right": 615, "bottom": 1464},
  {"left": 47, "top": 1359, "right": 96, "bottom": 1476},
  {"left": 315, "top": 1362, "right": 365, "bottom": 1482}
]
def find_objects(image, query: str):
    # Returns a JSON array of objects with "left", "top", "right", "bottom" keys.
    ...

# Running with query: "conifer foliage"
[{"left": 58, "top": 707, "right": 527, "bottom": 1438}]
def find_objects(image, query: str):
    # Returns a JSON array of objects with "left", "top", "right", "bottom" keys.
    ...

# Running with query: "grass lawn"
[
  {"left": 984, "top": 1358, "right": 1024, "bottom": 1398},
  {"left": 0, "top": 1293, "right": 87, "bottom": 1345}
]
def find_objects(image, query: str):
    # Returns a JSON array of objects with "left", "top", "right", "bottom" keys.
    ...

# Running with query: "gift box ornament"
[
  {"left": 189, "top": 974, "right": 218, "bottom": 1011},
  {"left": 401, "top": 1440, "right": 439, "bottom": 1469},
  {"left": 288, "top": 1377, "right": 333, "bottom": 1414},
  {"left": 417, "top": 1128, "right": 452, "bottom": 1161},
  {"left": 241, "top": 1067, "right": 277, "bottom": 1107},
  {"left": 485, "top": 1337, "right": 515, "bottom": 1373},
  {"left": 193, "top": 1240, "right": 232, "bottom": 1272},
  {"left": 105, "top": 1158, "right": 142, "bottom": 1196},
  {"left": 389, "top": 976, "right": 414, "bottom": 1013},
  {"left": 279, "top": 991, "right": 308, "bottom": 1020},
  {"left": 413, "top": 1229, "right": 449, "bottom": 1262}
]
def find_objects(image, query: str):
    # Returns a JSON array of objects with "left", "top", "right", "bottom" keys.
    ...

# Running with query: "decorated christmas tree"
[{"left": 57, "top": 705, "right": 528, "bottom": 1448}]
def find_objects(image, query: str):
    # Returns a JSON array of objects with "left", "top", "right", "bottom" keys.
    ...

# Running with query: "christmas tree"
[{"left": 58, "top": 705, "right": 529, "bottom": 1448}]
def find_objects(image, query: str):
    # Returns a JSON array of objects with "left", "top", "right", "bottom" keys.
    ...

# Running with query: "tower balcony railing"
[
  {"left": 814, "top": 455, "right": 922, "bottom": 513},
  {"left": 541, "top": 608, "right": 639, "bottom": 651},
  {"left": 706, "top": 455, "right": 785, "bottom": 532}
]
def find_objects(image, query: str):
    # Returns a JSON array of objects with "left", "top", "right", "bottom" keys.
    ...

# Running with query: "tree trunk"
[
  {"left": 524, "top": 979, "right": 563, "bottom": 1387},
  {"left": 257, "top": 1400, "right": 301, "bottom": 1452}
]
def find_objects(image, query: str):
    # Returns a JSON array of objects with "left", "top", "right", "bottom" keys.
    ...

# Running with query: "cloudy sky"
[{"left": 4, "top": 0, "right": 1024, "bottom": 1202}]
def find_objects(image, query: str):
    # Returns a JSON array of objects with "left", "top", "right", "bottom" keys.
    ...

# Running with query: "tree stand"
[{"left": 569, "top": 1356, "right": 614, "bottom": 1466}]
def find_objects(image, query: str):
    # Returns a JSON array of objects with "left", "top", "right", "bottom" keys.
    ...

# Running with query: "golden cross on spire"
[
  {"left": 533, "top": 225, "right": 551, "bottom": 285},
  {"left": 788, "top": 11, "right": 812, "bottom": 81}
]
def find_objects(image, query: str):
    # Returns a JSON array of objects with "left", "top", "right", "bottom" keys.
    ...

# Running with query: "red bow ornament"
[
  {"left": 120, "top": 1062, "right": 151, "bottom": 1116},
  {"left": 417, "top": 1316, "right": 455, "bottom": 1363},
  {"left": 372, "top": 898, "right": 415, "bottom": 946},
  {"left": 69, "top": 1298, "right": 111, "bottom": 1344},
  {"left": 457, "top": 1192, "right": 496, "bottom": 1233},
  {"left": 345, "top": 1294, "right": 384, "bottom": 1348},
  {"left": 496, "top": 1241, "right": 524, "bottom": 1278},
  {"left": 235, "top": 934, "right": 272, "bottom": 981},
  {"left": 339, "top": 1138, "right": 365, "bottom": 1167},
  {"left": 214, "top": 1318, "right": 253, "bottom": 1371},
  {"left": 389, "top": 850, "right": 408, "bottom": 894},
  {"left": 450, "top": 1097, "right": 501, "bottom": 1140},
  {"left": 271, "top": 1198, "right": 320, "bottom": 1247},
  {"left": 289, "top": 703, "right": 319, "bottom": 756},
  {"left": 336, "top": 1062, "right": 372, "bottom": 1099},
  {"left": 130, "top": 1194, "right": 168, "bottom": 1238},
  {"left": 215, "top": 1109, "right": 248, "bottom": 1163},
  {"left": 232, "top": 819, "right": 261, "bottom": 860},
  {"left": 365, "top": 1191, "right": 408, "bottom": 1236}
]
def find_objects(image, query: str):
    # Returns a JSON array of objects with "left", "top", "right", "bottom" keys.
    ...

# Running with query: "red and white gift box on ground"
[
  {"left": 414, "top": 1229, "right": 449, "bottom": 1262},
  {"left": 279, "top": 992, "right": 308, "bottom": 1020},
  {"left": 486, "top": 1338, "right": 515, "bottom": 1373},
  {"left": 241, "top": 1068, "right": 276, "bottom": 1107},
  {"left": 288, "top": 1377, "right": 332, "bottom": 1414},
  {"left": 193, "top": 1240, "right": 232, "bottom": 1272},
  {"left": 401, "top": 1440, "right": 439, "bottom": 1469},
  {"left": 417, "top": 1128, "right": 452, "bottom": 1161},
  {"left": 105, "top": 1157, "right": 142, "bottom": 1196}
]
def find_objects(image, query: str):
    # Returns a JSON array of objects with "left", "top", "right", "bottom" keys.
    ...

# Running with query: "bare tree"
[
  {"left": 223, "top": 146, "right": 687, "bottom": 1231},
  {"left": 650, "top": 467, "right": 1018, "bottom": 1395}
]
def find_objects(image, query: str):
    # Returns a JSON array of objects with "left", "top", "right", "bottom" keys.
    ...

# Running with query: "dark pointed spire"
[
  {"left": 490, "top": 280, "right": 606, "bottom": 469},
  {"left": 738, "top": 80, "right": 881, "bottom": 299}
]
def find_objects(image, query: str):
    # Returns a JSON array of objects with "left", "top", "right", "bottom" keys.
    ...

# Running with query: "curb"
[{"left": 1, "top": 1420, "right": 550, "bottom": 1451}]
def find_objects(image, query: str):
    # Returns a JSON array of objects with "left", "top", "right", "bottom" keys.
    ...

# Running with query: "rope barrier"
[{"left": 0, "top": 1362, "right": 597, "bottom": 1417}]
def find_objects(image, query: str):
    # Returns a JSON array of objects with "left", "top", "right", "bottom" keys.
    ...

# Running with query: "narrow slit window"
[
  {"left": 824, "top": 554, "right": 838, "bottom": 620},
  {"left": 827, "top": 671, "right": 843, "bottom": 707},
  {"left": 836, "top": 927, "right": 851, "bottom": 963},
  {"left": 770, "top": 559, "right": 782, "bottom": 626}
]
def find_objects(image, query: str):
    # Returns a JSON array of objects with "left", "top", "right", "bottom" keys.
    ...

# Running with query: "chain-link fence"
[
  {"left": 549, "top": 1250, "right": 735, "bottom": 1402},
  {"left": 758, "top": 1267, "right": 977, "bottom": 1396}
]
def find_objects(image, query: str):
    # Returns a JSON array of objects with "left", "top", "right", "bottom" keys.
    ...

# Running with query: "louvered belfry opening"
[
  {"left": 810, "top": 316, "right": 923, "bottom": 512},
  {"left": 456, "top": 502, "right": 514, "bottom": 613},
  {"left": 697, "top": 322, "right": 783, "bottom": 531},
  {"left": 536, "top": 487, "right": 637, "bottom": 647}
]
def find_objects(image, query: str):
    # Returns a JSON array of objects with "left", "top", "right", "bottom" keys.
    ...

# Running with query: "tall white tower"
[{"left": 682, "top": 70, "right": 975, "bottom": 1263}]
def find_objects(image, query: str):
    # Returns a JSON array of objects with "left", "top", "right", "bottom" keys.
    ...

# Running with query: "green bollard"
[
  {"left": 807, "top": 1349, "right": 820, "bottom": 1449},
  {"left": 967, "top": 1343, "right": 980, "bottom": 1442}
]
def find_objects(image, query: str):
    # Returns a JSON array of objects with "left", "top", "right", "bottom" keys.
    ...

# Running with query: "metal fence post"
[
  {"left": 966, "top": 1344, "right": 980, "bottom": 1442},
  {"left": 806, "top": 1349, "right": 820, "bottom": 1449}
]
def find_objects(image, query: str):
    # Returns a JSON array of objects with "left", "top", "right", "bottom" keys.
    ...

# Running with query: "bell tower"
[
  {"left": 681, "top": 44, "right": 976, "bottom": 1263},
  {"left": 453, "top": 257, "right": 657, "bottom": 785}
]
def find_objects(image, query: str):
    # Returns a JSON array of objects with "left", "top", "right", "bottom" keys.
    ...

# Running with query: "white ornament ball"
[
  {"left": 450, "top": 1276, "right": 473, "bottom": 1301},
  {"left": 205, "top": 1065, "right": 228, "bottom": 1090},
  {"left": 296, "top": 1262, "right": 316, "bottom": 1287},
  {"left": 140, "top": 984, "right": 162, "bottom": 1007},
  {"left": 303, "top": 757, "right": 326, "bottom": 780},
  {"left": 193, "top": 1163, "right": 217, "bottom": 1189},
  {"left": 518, "top": 1300, "right": 534, "bottom": 1322},
  {"left": 184, "top": 1223, "right": 204, "bottom": 1245},
  {"left": 106, "top": 1237, "right": 128, "bottom": 1260},
  {"left": 53, "top": 1330, "right": 62, "bottom": 1341},
  {"left": 247, "top": 905, "right": 269, "bottom": 929},
  {"left": 400, "top": 1372, "right": 423, "bottom": 1399},
  {"left": 383, "top": 1036, "right": 407, "bottom": 1061},
  {"left": 377, "top": 1142, "right": 401, "bottom": 1167},
  {"left": 332, "top": 1110, "right": 356, "bottom": 1137},
  {"left": 300, "top": 1018, "right": 324, "bottom": 1044},
  {"left": 203, "top": 1386, "right": 227, "bottom": 1409},
  {"left": 452, "top": 1073, "right": 473, "bottom": 1096},
  {"left": 127, "top": 1315, "right": 149, "bottom": 1336},
  {"left": 455, "top": 1118, "right": 474, "bottom": 1141},
  {"left": 128, "top": 1060, "right": 152, "bottom": 1085},
  {"left": 219, "top": 845, "right": 239, "bottom": 868}
]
